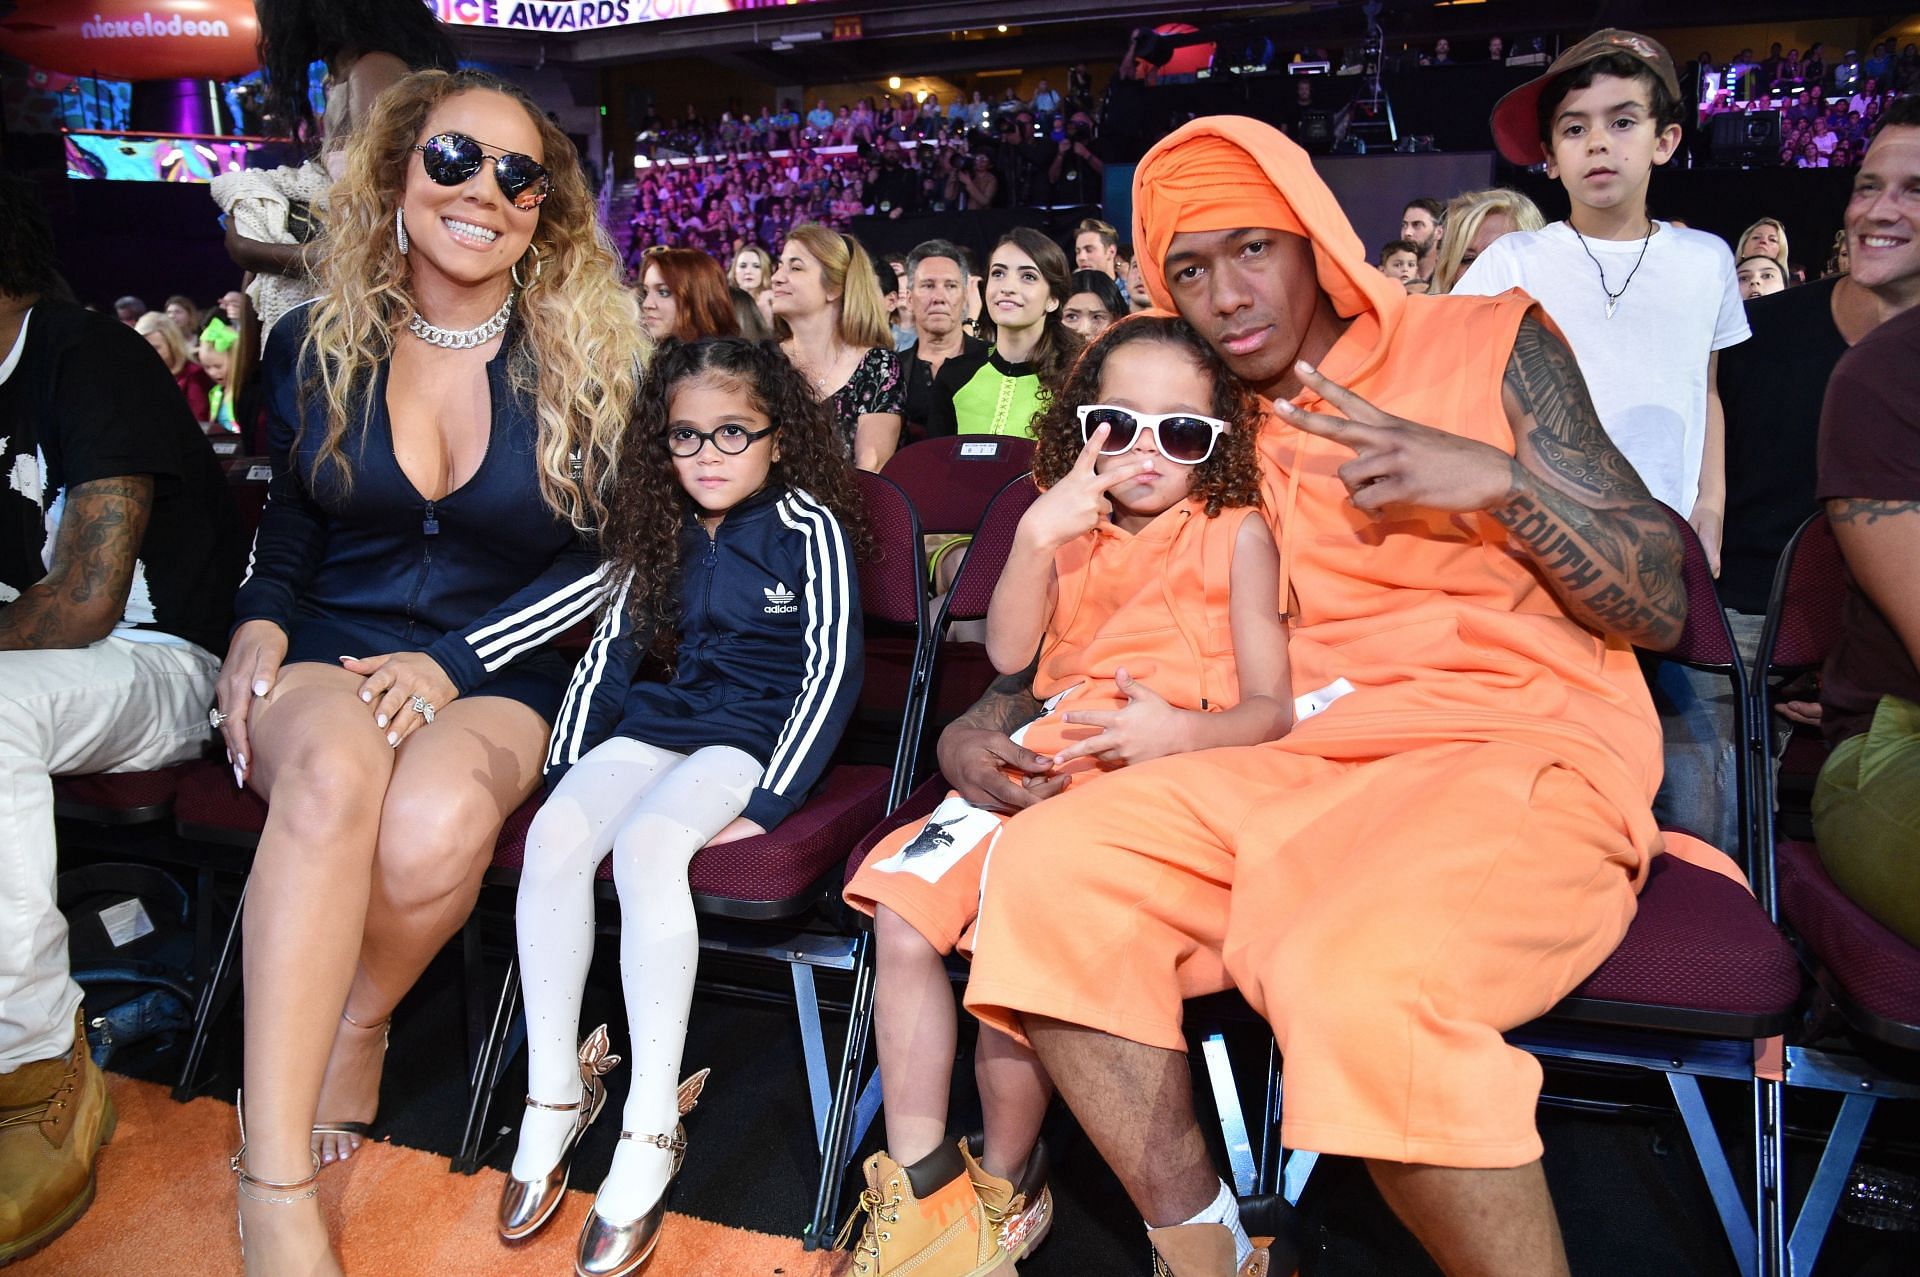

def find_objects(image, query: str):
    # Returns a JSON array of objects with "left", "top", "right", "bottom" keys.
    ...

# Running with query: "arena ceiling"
[{"left": 447, "top": 0, "right": 1892, "bottom": 82}]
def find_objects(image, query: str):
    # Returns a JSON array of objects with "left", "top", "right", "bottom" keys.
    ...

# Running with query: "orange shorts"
[
  {"left": 844, "top": 790, "right": 1010, "bottom": 956},
  {"left": 962, "top": 737, "right": 1644, "bottom": 1169}
]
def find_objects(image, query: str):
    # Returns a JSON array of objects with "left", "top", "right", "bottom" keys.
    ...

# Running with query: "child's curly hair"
[
  {"left": 1030, "top": 316, "right": 1264, "bottom": 517},
  {"left": 602, "top": 337, "right": 868, "bottom": 651}
]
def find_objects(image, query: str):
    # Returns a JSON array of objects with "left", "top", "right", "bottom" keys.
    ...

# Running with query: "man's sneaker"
[
  {"left": 0, "top": 1009, "right": 117, "bottom": 1264},
  {"left": 1148, "top": 1221, "right": 1277, "bottom": 1276},
  {"left": 839, "top": 1140, "right": 1013, "bottom": 1275},
  {"left": 962, "top": 1135, "right": 1054, "bottom": 1261}
]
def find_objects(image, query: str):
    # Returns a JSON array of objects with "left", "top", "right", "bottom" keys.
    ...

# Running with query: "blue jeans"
[{"left": 1649, "top": 610, "right": 1775, "bottom": 858}]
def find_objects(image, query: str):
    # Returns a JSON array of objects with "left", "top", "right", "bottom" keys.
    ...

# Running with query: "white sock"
[{"left": 1147, "top": 1179, "right": 1252, "bottom": 1269}]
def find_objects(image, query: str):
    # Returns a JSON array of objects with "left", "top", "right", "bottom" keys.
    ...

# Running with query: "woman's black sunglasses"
[{"left": 413, "top": 132, "right": 552, "bottom": 211}]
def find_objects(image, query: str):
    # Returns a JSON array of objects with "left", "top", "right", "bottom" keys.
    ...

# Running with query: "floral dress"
[{"left": 825, "top": 347, "right": 905, "bottom": 455}]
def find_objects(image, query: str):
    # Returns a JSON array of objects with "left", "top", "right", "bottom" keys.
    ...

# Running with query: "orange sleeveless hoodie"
[
  {"left": 1133, "top": 118, "right": 1663, "bottom": 877},
  {"left": 1022, "top": 498, "right": 1258, "bottom": 768}
]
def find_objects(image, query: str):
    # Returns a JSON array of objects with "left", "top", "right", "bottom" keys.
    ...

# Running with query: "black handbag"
[{"left": 57, "top": 863, "right": 197, "bottom": 1067}]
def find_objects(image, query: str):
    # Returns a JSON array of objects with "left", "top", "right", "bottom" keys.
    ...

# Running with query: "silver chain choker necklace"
[{"left": 407, "top": 292, "right": 513, "bottom": 349}]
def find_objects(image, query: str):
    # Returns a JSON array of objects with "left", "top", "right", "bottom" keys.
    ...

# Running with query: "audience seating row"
[{"left": 49, "top": 445, "right": 1920, "bottom": 1272}]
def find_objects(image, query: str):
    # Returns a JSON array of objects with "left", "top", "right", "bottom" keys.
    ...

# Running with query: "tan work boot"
[
  {"left": 1149, "top": 1221, "right": 1276, "bottom": 1277},
  {"left": 839, "top": 1139, "right": 1013, "bottom": 1275},
  {"left": 962, "top": 1135, "right": 1054, "bottom": 1262},
  {"left": 0, "top": 1009, "right": 117, "bottom": 1264}
]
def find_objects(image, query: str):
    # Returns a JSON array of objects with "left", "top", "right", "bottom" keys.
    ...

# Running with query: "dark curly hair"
[
  {"left": 602, "top": 337, "right": 868, "bottom": 657},
  {"left": 1031, "top": 316, "right": 1263, "bottom": 518},
  {"left": 256, "top": 0, "right": 460, "bottom": 146}
]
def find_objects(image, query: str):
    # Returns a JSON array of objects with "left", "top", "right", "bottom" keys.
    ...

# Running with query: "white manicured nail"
[
  {"left": 252, "top": 679, "right": 268, "bottom": 696},
  {"left": 387, "top": 731, "right": 399, "bottom": 747},
  {"left": 233, "top": 764, "right": 245, "bottom": 788},
  {"left": 376, "top": 713, "right": 387, "bottom": 728},
  {"left": 361, "top": 690, "right": 372, "bottom": 703}
]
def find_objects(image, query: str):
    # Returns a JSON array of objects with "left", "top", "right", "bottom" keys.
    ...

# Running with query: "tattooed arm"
[
  {"left": 1489, "top": 316, "right": 1688, "bottom": 650},
  {"left": 935, "top": 665, "right": 1061, "bottom": 812},
  {"left": 1827, "top": 498, "right": 1920, "bottom": 671},
  {"left": 0, "top": 476, "right": 153, "bottom": 651},
  {"left": 1278, "top": 314, "right": 1687, "bottom": 650}
]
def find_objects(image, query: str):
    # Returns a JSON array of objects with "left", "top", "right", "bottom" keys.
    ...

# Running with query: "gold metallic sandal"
[
  {"left": 498, "top": 1025, "right": 623, "bottom": 1242},
  {"left": 573, "top": 1069, "right": 709, "bottom": 1277},
  {"left": 310, "top": 1010, "right": 390, "bottom": 1162}
]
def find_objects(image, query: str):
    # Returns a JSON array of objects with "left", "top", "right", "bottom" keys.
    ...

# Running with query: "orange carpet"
[{"left": 17, "top": 1075, "right": 844, "bottom": 1275}]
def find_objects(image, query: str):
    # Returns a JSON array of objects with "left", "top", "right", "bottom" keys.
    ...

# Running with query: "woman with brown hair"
[
  {"left": 208, "top": 69, "right": 646, "bottom": 1275},
  {"left": 638, "top": 247, "right": 740, "bottom": 342},
  {"left": 770, "top": 222, "right": 905, "bottom": 470},
  {"left": 927, "top": 226, "right": 1082, "bottom": 439}
]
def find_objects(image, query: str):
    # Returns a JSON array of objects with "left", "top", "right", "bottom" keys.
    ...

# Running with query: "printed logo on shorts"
[{"left": 763, "top": 581, "right": 798, "bottom": 614}]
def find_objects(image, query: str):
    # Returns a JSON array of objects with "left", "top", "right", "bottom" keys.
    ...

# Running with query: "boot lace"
[{"left": 835, "top": 1183, "right": 902, "bottom": 1274}]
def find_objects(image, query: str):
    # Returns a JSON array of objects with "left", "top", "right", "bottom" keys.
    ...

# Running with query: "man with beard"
[
  {"left": 1399, "top": 195, "right": 1446, "bottom": 286},
  {"left": 942, "top": 117, "right": 1686, "bottom": 1276}
]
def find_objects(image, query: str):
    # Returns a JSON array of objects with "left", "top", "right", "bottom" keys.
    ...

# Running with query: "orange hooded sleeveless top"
[
  {"left": 1023, "top": 498, "right": 1258, "bottom": 763},
  {"left": 1133, "top": 117, "right": 1663, "bottom": 874}
]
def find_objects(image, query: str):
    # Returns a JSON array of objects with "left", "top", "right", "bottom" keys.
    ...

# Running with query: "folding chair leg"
[
  {"left": 1257, "top": 1039, "right": 1281, "bottom": 1198},
  {"left": 1669, "top": 1072, "right": 1758, "bottom": 1277},
  {"left": 805, "top": 932, "right": 875, "bottom": 1250},
  {"left": 454, "top": 956, "right": 520, "bottom": 1175},
  {"left": 1199, "top": 1027, "right": 1258, "bottom": 1199},
  {"left": 173, "top": 880, "right": 246, "bottom": 1101},
  {"left": 1755, "top": 1079, "right": 1786, "bottom": 1277},
  {"left": 1787, "top": 1093, "right": 1874, "bottom": 1277}
]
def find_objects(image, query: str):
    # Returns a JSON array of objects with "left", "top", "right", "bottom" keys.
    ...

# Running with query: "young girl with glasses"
[
  {"left": 499, "top": 337, "right": 865, "bottom": 1274},
  {"left": 840, "top": 315, "right": 1293, "bottom": 1270}
]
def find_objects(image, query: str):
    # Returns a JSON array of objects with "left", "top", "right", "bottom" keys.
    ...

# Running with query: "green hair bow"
[{"left": 200, "top": 316, "right": 239, "bottom": 353}]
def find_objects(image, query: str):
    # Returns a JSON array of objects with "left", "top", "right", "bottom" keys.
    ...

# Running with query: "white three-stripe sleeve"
[
  {"left": 466, "top": 560, "right": 612, "bottom": 671},
  {"left": 545, "top": 569, "right": 635, "bottom": 772},
  {"left": 762, "top": 492, "right": 857, "bottom": 797}
]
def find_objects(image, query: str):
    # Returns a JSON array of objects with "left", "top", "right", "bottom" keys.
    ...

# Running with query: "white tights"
[{"left": 509, "top": 736, "right": 759, "bottom": 1221}]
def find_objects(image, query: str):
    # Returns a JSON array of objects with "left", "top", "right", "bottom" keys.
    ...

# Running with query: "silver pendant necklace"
[
  {"left": 1571, "top": 219, "right": 1652, "bottom": 319},
  {"left": 408, "top": 291, "right": 514, "bottom": 350}
]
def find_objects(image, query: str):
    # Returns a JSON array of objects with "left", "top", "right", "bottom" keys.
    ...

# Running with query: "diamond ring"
[{"left": 410, "top": 695, "right": 436, "bottom": 725}]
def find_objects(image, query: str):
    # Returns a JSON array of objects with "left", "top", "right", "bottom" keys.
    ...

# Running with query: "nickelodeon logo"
[{"left": 81, "top": 13, "right": 232, "bottom": 39}]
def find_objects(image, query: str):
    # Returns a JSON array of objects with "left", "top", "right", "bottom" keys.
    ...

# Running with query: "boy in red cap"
[{"left": 1455, "top": 29, "right": 1750, "bottom": 854}]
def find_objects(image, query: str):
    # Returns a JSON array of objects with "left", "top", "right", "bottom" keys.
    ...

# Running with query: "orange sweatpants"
[{"left": 962, "top": 737, "right": 1644, "bottom": 1169}]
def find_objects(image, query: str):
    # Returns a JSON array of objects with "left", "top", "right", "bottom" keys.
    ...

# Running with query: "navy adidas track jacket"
[
  {"left": 545, "top": 484, "right": 863, "bottom": 832},
  {"left": 233, "top": 302, "right": 605, "bottom": 692}
]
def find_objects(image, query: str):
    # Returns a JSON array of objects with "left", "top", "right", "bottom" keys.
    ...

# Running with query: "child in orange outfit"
[{"left": 840, "top": 316, "right": 1292, "bottom": 1272}]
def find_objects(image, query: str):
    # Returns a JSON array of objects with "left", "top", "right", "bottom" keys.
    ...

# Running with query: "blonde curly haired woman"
[{"left": 209, "top": 69, "right": 646, "bottom": 1276}]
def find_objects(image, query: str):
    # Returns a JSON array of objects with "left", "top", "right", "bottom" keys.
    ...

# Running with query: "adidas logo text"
[{"left": 763, "top": 581, "right": 798, "bottom": 614}]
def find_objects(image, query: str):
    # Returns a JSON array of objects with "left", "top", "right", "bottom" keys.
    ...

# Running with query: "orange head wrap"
[{"left": 1131, "top": 117, "right": 1401, "bottom": 333}]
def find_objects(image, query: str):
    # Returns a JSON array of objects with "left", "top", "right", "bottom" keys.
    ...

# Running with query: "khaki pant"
[
  {"left": 0, "top": 637, "right": 218, "bottom": 1071},
  {"left": 1814, "top": 694, "right": 1920, "bottom": 947}
]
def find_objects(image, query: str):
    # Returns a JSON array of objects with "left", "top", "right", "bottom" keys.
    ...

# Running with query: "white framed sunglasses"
[{"left": 1076, "top": 404, "right": 1230, "bottom": 466}]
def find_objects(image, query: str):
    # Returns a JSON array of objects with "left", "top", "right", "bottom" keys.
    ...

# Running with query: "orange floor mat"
[{"left": 17, "top": 1074, "right": 843, "bottom": 1275}]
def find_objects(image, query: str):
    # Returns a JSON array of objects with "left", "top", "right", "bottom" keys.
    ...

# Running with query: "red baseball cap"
[{"left": 1490, "top": 29, "right": 1682, "bottom": 167}]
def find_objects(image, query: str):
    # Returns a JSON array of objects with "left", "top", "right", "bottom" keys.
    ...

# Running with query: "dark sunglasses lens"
[
  {"left": 494, "top": 154, "right": 552, "bottom": 209},
  {"left": 1159, "top": 417, "right": 1215, "bottom": 462},
  {"left": 421, "top": 133, "right": 482, "bottom": 184},
  {"left": 1085, "top": 408, "right": 1138, "bottom": 451}
]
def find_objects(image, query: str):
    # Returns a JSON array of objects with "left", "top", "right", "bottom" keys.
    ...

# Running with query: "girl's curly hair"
[
  {"left": 1030, "top": 316, "right": 1264, "bottom": 518},
  {"left": 602, "top": 337, "right": 868, "bottom": 655}
]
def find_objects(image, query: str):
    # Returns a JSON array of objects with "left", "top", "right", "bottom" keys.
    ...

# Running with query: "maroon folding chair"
[
  {"left": 880, "top": 435, "right": 1035, "bottom": 540},
  {"left": 1749, "top": 511, "right": 1920, "bottom": 1276},
  {"left": 455, "top": 472, "right": 934, "bottom": 1248}
]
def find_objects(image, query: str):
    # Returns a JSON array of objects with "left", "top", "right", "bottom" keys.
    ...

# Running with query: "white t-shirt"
[{"left": 1453, "top": 221, "right": 1749, "bottom": 516}]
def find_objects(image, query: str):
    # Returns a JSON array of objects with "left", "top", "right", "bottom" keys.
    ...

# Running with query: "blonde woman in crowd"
[
  {"left": 770, "top": 222, "right": 904, "bottom": 470},
  {"left": 731, "top": 243, "right": 775, "bottom": 327},
  {"left": 209, "top": 69, "right": 645, "bottom": 1276},
  {"left": 1432, "top": 188, "right": 1547, "bottom": 295},
  {"left": 1737, "top": 216, "right": 1790, "bottom": 269}
]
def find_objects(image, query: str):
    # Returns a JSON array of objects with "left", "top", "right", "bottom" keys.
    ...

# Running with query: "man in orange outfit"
[{"left": 942, "top": 116, "right": 1688, "bottom": 1277}]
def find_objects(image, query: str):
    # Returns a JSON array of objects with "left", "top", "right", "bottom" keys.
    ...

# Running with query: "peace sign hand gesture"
[
  {"left": 1016, "top": 424, "right": 1155, "bottom": 553},
  {"left": 1274, "top": 361, "right": 1516, "bottom": 514}
]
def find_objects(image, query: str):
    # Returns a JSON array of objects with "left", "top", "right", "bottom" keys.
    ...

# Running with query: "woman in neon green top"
[{"left": 927, "top": 227, "right": 1081, "bottom": 438}]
